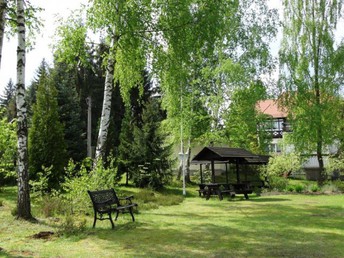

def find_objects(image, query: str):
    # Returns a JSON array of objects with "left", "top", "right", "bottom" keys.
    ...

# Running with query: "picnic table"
[{"left": 198, "top": 182, "right": 252, "bottom": 200}]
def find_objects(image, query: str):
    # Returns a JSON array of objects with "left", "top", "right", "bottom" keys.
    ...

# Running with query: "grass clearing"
[{"left": 1, "top": 186, "right": 344, "bottom": 257}]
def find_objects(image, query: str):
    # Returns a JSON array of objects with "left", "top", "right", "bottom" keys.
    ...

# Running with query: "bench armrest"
[{"left": 119, "top": 195, "right": 134, "bottom": 204}]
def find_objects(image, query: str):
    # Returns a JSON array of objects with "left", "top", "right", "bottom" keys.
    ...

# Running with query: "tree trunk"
[
  {"left": 94, "top": 38, "right": 116, "bottom": 162},
  {"left": 176, "top": 160, "right": 182, "bottom": 181},
  {"left": 185, "top": 138, "right": 192, "bottom": 183},
  {"left": 0, "top": 0, "right": 7, "bottom": 69},
  {"left": 16, "top": 0, "right": 33, "bottom": 220}
]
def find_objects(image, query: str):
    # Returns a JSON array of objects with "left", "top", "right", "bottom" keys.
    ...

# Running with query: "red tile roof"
[{"left": 256, "top": 99, "right": 288, "bottom": 118}]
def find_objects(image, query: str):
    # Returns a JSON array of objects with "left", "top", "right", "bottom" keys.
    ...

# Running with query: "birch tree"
[
  {"left": 87, "top": 0, "right": 152, "bottom": 162},
  {"left": 279, "top": 0, "right": 344, "bottom": 183},
  {"left": 16, "top": 0, "right": 32, "bottom": 220},
  {"left": 0, "top": 0, "right": 7, "bottom": 68}
]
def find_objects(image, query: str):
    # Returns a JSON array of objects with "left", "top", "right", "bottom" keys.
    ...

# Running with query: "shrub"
[
  {"left": 268, "top": 176, "right": 289, "bottom": 191},
  {"left": 332, "top": 180, "right": 344, "bottom": 192},
  {"left": 294, "top": 184, "right": 304, "bottom": 193},
  {"left": 321, "top": 183, "right": 338, "bottom": 193},
  {"left": 307, "top": 184, "right": 320, "bottom": 193},
  {"left": 286, "top": 184, "right": 295, "bottom": 192},
  {"left": 0, "top": 199, "right": 3, "bottom": 206},
  {"left": 58, "top": 214, "right": 86, "bottom": 236},
  {"left": 40, "top": 195, "right": 65, "bottom": 217}
]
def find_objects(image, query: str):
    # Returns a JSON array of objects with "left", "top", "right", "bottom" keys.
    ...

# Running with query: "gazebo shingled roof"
[
  {"left": 191, "top": 147, "right": 269, "bottom": 184},
  {"left": 192, "top": 147, "right": 269, "bottom": 164}
]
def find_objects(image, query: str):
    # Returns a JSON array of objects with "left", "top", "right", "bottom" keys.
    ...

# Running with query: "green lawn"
[{"left": 1, "top": 187, "right": 344, "bottom": 258}]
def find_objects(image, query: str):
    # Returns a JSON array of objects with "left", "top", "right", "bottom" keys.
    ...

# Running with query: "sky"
[{"left": 0, "top": 0, "right": 88, "bottom": 93}]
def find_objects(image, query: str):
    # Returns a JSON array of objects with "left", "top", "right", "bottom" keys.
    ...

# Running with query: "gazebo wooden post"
[
  {"left": 225, "top": 162, "right": 229, "bottom": 185},
  {"left": 200, "top": 164, "right": 203, "bottom": 184},
  {"left": 211, "top": 160, "right": 215, "bottom": 183},
  {"left": 236, "top": 159, "right": 240, "bottom": 183}
]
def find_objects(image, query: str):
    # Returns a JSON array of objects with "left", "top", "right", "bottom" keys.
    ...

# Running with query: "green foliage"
[
  {"left": 332, "top": 180, "right": 344, "bottom": 192},
  {"left": 268, "top": 176, "right": 289, "bottom": 192},
  {"left": 225, "top": 81, "right": 269, "bottom": 153},
  {"left": 60, "top": 157, "right": 118, "bottom": 213},
  {"left": 307, "top": 184, "right": 320, "bottom": 193},
  {"left": 28, "top": 60, "right": 67, "bottom": 190},
  {"left": 52, "top": 62, "right": 86, "bottom": 163},
  {"left": 39, "top": 195, "right": 65, "bottom": 218},
  {"left": 57, "top": 214, "right": 87, "bottom": 237},
  {"left": 294, "top": 184, "right": 304, "bottom": 193},
  {"left": 0, "top": 110, "right": 17, "bottom": 184},
  {"left": 29, "top": 166, "right": 52, "bottom": 198},
  {"left": 0, "top": 79, "right": 16, "bottom": 121},
  {"left": 326, "top": 154, "right": 344, "bottom": 176},
  {"left": 279, "top": 0, "right": 344, "bottom": 182},
  {"left": 130, "top": 99, "right": 173, "bottom": 189},
  {"left": 266, "top": 152, "right": 302, "bottom": 177}
]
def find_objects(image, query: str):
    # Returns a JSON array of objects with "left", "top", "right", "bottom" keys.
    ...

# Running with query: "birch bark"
[
  {"left": 16, "top": 0, "right": 32, "bottom": 220},
  {"left": 0, "top": 0, "right": 7, "bottom": 69},
  {"left": 94, "top": 37, "right": 116, "bottom": 162}
]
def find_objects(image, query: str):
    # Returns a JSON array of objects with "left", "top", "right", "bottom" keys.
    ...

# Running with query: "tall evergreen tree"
[
  {"left": 28, "top": 60, "right": 67, "bottom": 190},
  {"left": 131, "top": 98, "right": 172, "bottom": 189},
  {"left": 0, "top": 78, "right": 16, "bottom": 121},
  {"left": 51, "top": 61, "right": 86, "bottom": 162}
]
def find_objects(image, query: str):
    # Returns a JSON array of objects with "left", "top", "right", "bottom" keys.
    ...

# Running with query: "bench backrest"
[{"left": 88, "top": 189, "right": 120, "bottom": 209}]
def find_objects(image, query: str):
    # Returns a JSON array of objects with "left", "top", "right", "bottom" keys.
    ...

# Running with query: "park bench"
[{"left": 87, "top": 188, "right": 138, "bottom": 229}]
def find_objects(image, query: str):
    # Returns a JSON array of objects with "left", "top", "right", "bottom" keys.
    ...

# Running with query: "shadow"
[{"left": 247, "top": 197, "right": 291, "bottom": 202}]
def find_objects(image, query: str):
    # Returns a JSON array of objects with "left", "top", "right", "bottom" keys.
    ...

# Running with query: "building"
[{"left": 256, "top": 99, "right": 338, "bottom": 180}]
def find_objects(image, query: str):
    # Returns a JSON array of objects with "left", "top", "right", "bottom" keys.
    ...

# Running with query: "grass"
[{"left": 0, "top": 186, "right": 344, "bottom": 257}]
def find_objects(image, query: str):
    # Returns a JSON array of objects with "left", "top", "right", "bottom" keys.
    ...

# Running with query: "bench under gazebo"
[{"left": 191, "top": 146, "right": 269, "bottom": 200}]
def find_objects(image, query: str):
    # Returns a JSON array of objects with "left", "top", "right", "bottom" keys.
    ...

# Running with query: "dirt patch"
[{"left": 32, "top": 231, "right": 55, "bottom": 240}]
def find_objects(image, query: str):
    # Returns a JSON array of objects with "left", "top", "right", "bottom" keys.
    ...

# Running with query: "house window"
[{"left": 269, "top": 143, "right": 281, "bottom": 153}]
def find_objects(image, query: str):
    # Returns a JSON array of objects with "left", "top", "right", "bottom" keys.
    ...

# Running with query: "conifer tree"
[
  {"left": 0, "top": 79, "right": 16, "bottom": 120},
  {"left": 28, "top": 60, "right": 67, "bottom": 190}
]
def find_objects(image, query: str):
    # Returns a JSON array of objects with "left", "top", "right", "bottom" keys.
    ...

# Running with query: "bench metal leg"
[
  {"left": 93, "top": 213, "right": 97, "bottom": 228},
  {"left": 109, "top": 212, "right": 115, "bottom": 229},
  {"left": 129, "top": 208, "right": 135, "bottom": 222}
]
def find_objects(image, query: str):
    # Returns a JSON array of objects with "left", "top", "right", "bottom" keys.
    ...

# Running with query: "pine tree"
[
  {"left": 0, "top": 79, "right": 16, "bottom": 121},
  {"left": 52, "top": 61, "right": 86, "bottom": 162},
  {"left": 131, "top": 98, "right": 172, "bottom": 189},
  {"left": 28, "top": 60, "right": 67, "bottom": 190}
]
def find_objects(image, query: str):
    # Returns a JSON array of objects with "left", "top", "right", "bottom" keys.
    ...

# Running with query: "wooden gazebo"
[{"left": 192, "top": 146, "right": 269, "bottom": 184}]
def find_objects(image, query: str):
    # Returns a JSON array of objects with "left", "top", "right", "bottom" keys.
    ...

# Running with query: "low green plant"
[
  {"left": 11, "top": 206, "right": 17, "bottom": 217},
  {"left": 332, "top": 180, "right": 344, "bottom": 192},
  {"left": 58, "top": 214, "right": 87, "bottom": 236},
  {"left": 0, "top": 199, "right": 3, "bottom": 206},
  {"left": 294, "top": 184, "right": 304, "bottom": 193},
  {"left": 40, "top": 195, "right": 65, "bottom": 217},
  {"left": 307, "top": 184, "right": 320, "bottom": 193},
  {"left": 269, "top": 176, "right": 289, "bottom": 191},
  {"left": 286, "top": 184, "right": 295, "bottom": 192},
  {"left": 321, "top": 182, "right": 338, "bottom": 193}
]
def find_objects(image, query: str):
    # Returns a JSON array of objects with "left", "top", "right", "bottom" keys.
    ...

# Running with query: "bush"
[
  {"left": 286, "top": 185, "right": 295, "bottom": 192},
  {"left": 332, "top": 180, "right": 344, "bottom": 192},
  {"left": 294, "top": 184, "right": 304, "bottom": 193},
  {"left": 269, "top": 176, "right": 289, "bottom": 191},
  {"left": 58, "top": 214, "right": 86, "bottom": 236},
  {"left": 307, "top": 184, "right": 320, "bottom": 193},
  {"left": 40, "top": 195, "right": 65, "bottom": 217},
  {"left": 321, "top": 183, "right": 338, "bottom": 193},
  {"left": 0, "top": 199, "right": 3, "bottom": 206}
]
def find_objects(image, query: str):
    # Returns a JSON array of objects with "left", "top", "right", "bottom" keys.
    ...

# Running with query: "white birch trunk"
[
  {"left": 0, "top": 0, "right": 7, "bottom": 69},
  {"left": 16, "top": 0, "right": 32, "bottom": 220},
  {"left": 94, "top": 38, "right": 116, "bottom": 162}
]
